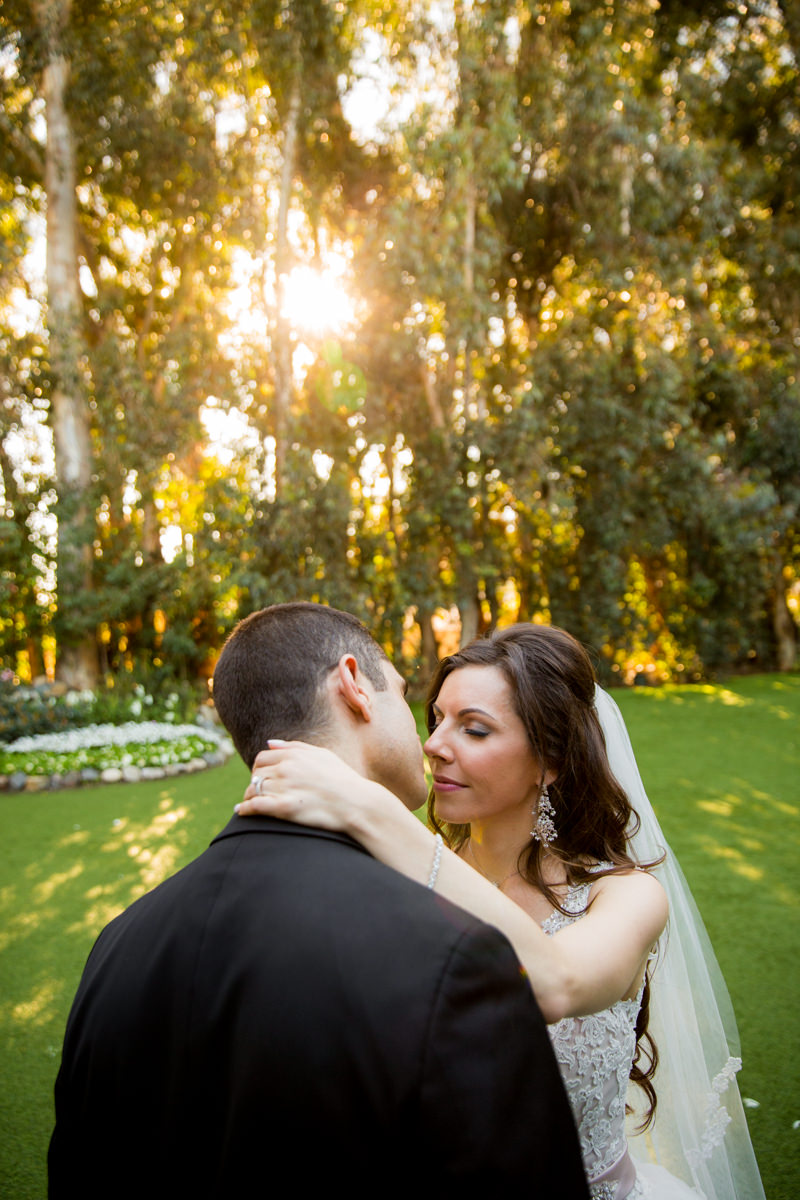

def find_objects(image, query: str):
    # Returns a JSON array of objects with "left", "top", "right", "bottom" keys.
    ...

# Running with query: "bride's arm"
[{"left": 237, "top": 742, "right": 667, "bottom": 1023}]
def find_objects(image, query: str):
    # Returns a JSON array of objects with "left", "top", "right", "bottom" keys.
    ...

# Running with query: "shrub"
[{"left": 0, "top": 672, "right": 202, "bottom": 744}]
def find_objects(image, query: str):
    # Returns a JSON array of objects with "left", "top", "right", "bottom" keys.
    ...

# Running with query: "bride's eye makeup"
[{"left": 429, "top": 702, "right": 496, "bottom": 739}]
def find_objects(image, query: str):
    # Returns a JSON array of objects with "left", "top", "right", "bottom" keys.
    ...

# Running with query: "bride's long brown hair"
[{"left": 425, "top": 622, "right": 661, "bottom": 1127}]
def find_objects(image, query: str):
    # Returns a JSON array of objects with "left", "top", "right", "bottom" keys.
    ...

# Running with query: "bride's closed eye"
[{"left": 428, "top": 714, "right": 489, "bottom": 738}]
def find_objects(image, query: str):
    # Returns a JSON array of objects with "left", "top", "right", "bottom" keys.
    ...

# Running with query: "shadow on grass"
[
  {"left": 0, "top": 757, "right": 248, "bottom": 1198},
  {"left": 615, "top": 677, "right": 799, "bottom": 899},
  {"left": 613, "top": 675, "right": 800, "bottom": 1200},
  {"left": 3, "top": 680, "right": 799, "bottom": 1199}
]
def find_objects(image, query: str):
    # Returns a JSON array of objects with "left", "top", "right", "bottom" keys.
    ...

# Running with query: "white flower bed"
[
  {"left": 0, "top": 719, "right": 235, "bottom": 788},
  {"left": 6, "top": 721, "right": 231, "bottom": 755}
]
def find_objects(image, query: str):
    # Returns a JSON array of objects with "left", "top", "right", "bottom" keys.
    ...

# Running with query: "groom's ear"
[{"left": 333, "top": 654, "right": 373, "bottom": 723}]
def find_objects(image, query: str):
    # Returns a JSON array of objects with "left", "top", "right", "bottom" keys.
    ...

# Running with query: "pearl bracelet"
[{"left": 426, "top": 833, "right": 444, "bottom": 890}]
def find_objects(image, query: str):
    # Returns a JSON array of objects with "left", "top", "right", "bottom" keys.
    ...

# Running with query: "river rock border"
[{"left": 0, "top": 743, "right": 234, "bottom": 794}]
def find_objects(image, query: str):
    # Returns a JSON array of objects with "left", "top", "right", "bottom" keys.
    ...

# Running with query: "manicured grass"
[
  {"left": 610, "top": 674, "right": 800, "bottom": 1200},
  {"left": 0, "top": 757, "right": 251, "bottom": 1199},
  {"left": 1, "top": 674, "right": 797, "bottom": 1197}
]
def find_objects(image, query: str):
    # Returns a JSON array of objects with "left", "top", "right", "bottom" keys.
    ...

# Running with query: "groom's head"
[{"left": 213, "top": 601, "right": 426, "bottom": 809}]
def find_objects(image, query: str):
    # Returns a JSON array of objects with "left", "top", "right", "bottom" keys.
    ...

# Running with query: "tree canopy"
[{"left": 1, "top": 0, "right": 798, "bottom": 691}]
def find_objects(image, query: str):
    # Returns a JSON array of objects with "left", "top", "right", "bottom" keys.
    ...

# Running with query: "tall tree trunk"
[
  {"left": 416, "top": 603, "right": 441, "bottom": 682},
  {"left": 458, "top": 592, "right": 481, "bottom": 647},
  {"left": 614, "top": 140, "right": 634, "bottom": 239},
  {"left": 141, "top": 494, "right": 162, "bottom": 562},
  {"left": 38, "top": 0, "right": 97, "bottom": 689},
  {"left": 461, "top": 173, "right": 486, "bottom": 417},
  {"left": 772, "top": 563, "right": 797, "bottom": 672},
  {"left": 272, "top": 75, "right": 301, "bottom": 499},
  {"left": 778, "top": 1, "right": 800, "bottom": 65}
]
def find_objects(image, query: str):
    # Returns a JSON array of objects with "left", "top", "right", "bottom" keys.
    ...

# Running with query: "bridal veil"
[{"left": 594, "top": 686, "right": 766, "bottom": 1200}]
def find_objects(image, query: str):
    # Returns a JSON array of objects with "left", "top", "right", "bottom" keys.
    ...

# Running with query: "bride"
[{"left": 237, "top": 622, "right": 765, "bottom": 1200}]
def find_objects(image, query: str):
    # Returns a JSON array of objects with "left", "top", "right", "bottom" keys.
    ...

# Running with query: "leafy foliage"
[
  {"left": 0, "top": 672, "right": 200, "bottom": 743},
  {"left": 0, "top": 0, "right": 797, "bottom": 689}
]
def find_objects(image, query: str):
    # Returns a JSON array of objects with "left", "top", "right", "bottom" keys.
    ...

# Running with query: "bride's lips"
[{"left": 432, "top": 775, "right": 464, "bottom": 792}]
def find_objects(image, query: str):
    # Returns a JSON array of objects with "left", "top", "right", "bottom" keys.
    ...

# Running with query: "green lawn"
[
  {"left": 1, "top": 673, "right": 798, "bottom": 1198},
  {"left": 612, "top": 674, "right": 800, "bottom": 1200}
]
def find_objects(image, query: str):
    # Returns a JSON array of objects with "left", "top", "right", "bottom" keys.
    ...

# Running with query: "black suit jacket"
[{"left": 49, "top": 814, "right": 588, "bottom": 1197}]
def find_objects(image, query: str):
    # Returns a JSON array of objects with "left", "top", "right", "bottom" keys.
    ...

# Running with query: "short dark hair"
[{"left": 212, "top": 602, "right": 389, "bottom": 768}]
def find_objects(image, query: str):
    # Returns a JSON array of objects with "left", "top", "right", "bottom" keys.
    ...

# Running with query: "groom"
[{"left": 49, "top": 602, "right": 588, "bottom": 1197}]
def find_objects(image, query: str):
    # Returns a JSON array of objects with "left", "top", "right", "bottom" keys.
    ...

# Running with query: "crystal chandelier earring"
[{"left": 531, "top": 784, "right": 557, "bottom": 844}]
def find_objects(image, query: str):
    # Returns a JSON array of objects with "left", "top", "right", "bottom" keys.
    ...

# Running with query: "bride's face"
[{"left": 424, "top": 664, "right": 547, "bottom": 828}]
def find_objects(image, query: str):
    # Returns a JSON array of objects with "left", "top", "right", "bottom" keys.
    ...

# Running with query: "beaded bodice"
[{"left": 543, "top": 869, "right": 644, "bottom": 1198}]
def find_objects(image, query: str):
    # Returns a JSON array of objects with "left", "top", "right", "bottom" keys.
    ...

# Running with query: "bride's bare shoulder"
[{"left": 591, "top": 867, "right": 668, "bottom": 924}]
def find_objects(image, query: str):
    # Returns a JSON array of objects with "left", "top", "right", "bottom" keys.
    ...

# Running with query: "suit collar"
[{"left": 212, "top": 812, "right": 369, "bottom": 856}]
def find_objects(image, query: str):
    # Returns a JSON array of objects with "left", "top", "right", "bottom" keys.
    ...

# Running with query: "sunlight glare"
[
  {"left": 200, "top": 402, "right": 259, "bottom": 466},
  {"left": 360, "top": 439, "right": 413, "bottom": 501},
  {"left": 224, "top": 248, "right": 358, "bottom": 349},
  {"left": 280, "top": 262, "right": 356, "bottom": 336},
  {"left": 160, "top": 525, "right": 183, "bottom": 564}
]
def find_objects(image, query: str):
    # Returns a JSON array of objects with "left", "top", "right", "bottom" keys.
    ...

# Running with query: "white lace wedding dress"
[{"left": 544, "top": 870, "right": 701, "bottom": 1200}]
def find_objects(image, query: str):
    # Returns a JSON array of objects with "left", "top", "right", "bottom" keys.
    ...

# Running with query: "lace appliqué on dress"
[
  {"left": 684, "top": 1056, "right": 743, "bottom": 1169},
  {"left": 544, "top": 868, "right": 646, "bottom": 1195},
  {"left": 590, "top": 1181, "right": 646, "bottom": 1200},
  {"left": 591, "top": 1184, "right": 617, "bottom": 1200}
]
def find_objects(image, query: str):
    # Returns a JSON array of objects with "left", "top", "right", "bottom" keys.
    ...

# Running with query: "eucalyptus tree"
[
  {"left": 152, "top": 448, "right": 256, "bottom": 683},
  {"left": 0, "top": 72, "right": 51, "bottom": 674},
  {"left": 198, "top": 0, "right": 391, "bottom": 492},
  {"left": 71, "top": 2, "right": 251, "bottom": 679},
  {"left": 636, "top": 0, "right": 800, "bottom": 671},
  {"left": 2, "top": 0, "right": 796, "bottom": 687},
  {"left": 1, "top": 1, "right": 235, "bottom": 683},
  {"left": 0, "top": 326, "right": 52, "bottom": 678},
  {"left": 0, "top": 0, "right": 97, "bottom": 685},
  {"left": 340, "top": 0, "right": 526, "bottom": 650},
  {"left": 482, "top": 0, "right": 799, "bottom": 676},
  {"left": 1, "top": 2, "right": 276, "bottom": 683},
  {"left": 482, "top": 1, "right": 678, "bottom": 669}
]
